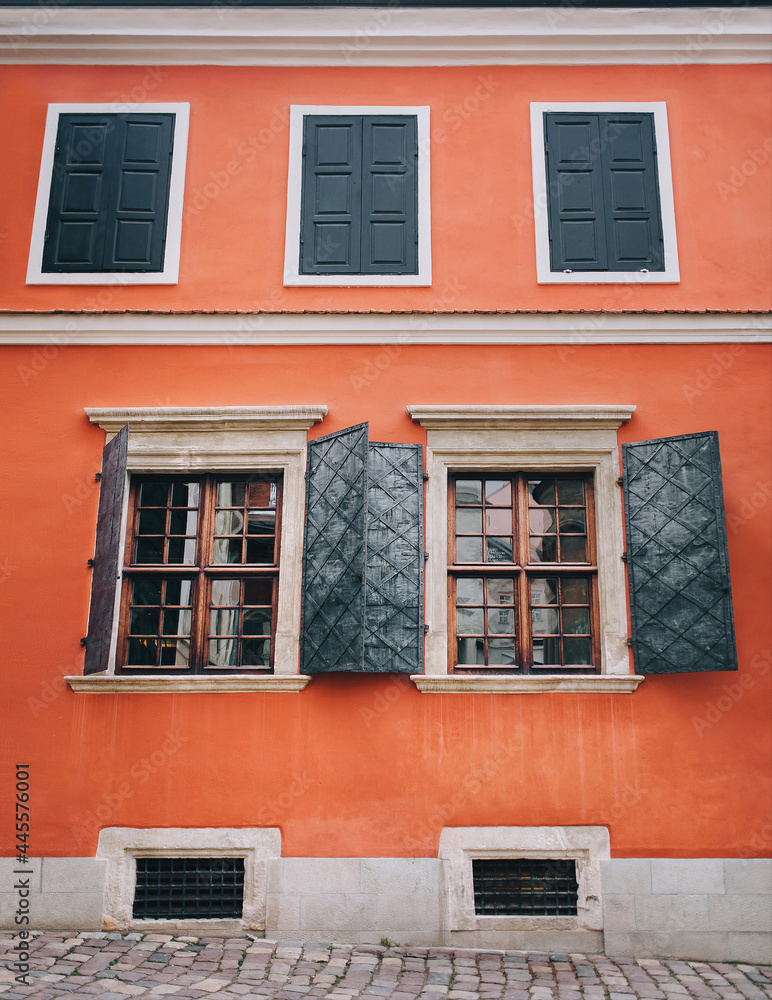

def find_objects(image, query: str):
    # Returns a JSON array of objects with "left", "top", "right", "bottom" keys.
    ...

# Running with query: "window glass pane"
[
  {"left": 557, "top": 479, "right": 585, "bottom": 505},
  {"left": 457, "top": 536, "right": 483, "bottom": 563},
  {"left": 533, "top": 637, "right": 561, "bottom": 665},
  {"left": 485, "top": 508, "right": 511, "bottom": 534},
  {"left": 210, "top": 609, "right": 239, "bottom": 636},
  {"left": 246, "top": 538, "right": 275, "bottom": 564},
  {"left": 128, "top": 637, "right": 158, "bottom": 665},
  {"left": 217, "top": 481, "right": 246, "bottom": 507},
  {"left": 488, "top": 638, "right": 516, "bottom": 665},
  {"left": 531, "top": 578, "right": 558, "bottom": 605},
  {"left": 133, "top": 578, "right": 163, "bottom": 606},
  {"left": 138, "top": 509, "right": 166, "bottom": 535},
  {"left": 171, "top": 482, "right": 200, "bottom": 507},
  {"left": 457, "top": 577, "right": 484, "bottom": 605},
  {"left": 487, "top": 608, "right": 515, "bottom": 635},
  {"left": 241, "top": 638, "right": 271, "bottom": 666},
  {"left": 562, "top": 577, "right": 589, "bottom": 603},
  {"left": 458, "top": 607, "right": 485, "bottom": 634},
  {"left": 211, "top": 579, "right": 240, "bottom": 607},
  {"left": 135, "top": 537, "right": 164, "bottom": 563},
  {"left": 130, "top": 608, "right": 159, "bottom": 635},
  {"left": 458, "top": 637, "right": 485, "bottom": 664},
  {"left": 529, "top": 479, "right": 555, "bottom": 506},
  {"left": 530, "top": 536, "right": 557, "bottom": 563},
  {"left": 215, "top": 510, "right": 244, "bottom": 535},
  {"left": 213, "top": 538, "right": 242, "bottom": 564},
  {"left": 243, "top": 609, "right": 271, "bottom": 636},
  {"left": 140, "top": 481, "right": 167, "bottom": 506},
  {"left": 456, "top": 480, "right": 482, "bottom": 504},
  {"left": 160, "top": 639, "right": 190, "bottom": 667},
  {"left": 529, "top": 508, "right": 556, "bottom": 534},
  {"left": 564, "top": 636, "right": 592, "bottom": 665},
  {"left": 248, "top": 480, "right": 277, "bottom": 507},
  {"left": 169, "top": 510, "right": 198, "bottom": 535},
  {"left": 558, "top": 509, "right": 586, "bottom": 534},
  {"left": 486, "top": 578, "right": 514, "bottom": 605},
  {"left": 244, "top": 578, "right": 273, "bottom": 605},
  {"left": 561, "top": 535, "right": 587, "bottom": 562},
  {"left": 563, "top": 607, "right": 590, "bottom": 634},
  {"left": 532, "top": 608, "right": 560, "bottom": 635},
  {"left": 209, "top": 638, "right": 238, "bottom": 667},
  {"left": 247, "top": 511, "right": 276, "bottom": 535},
  {"left": 162, "top": 609, "right": 191, "bottom": 636},
  {"left": 485, "top": 480, "right": 511, "bottom": 505},
  {"left": 457, "top": 509, "right": 482, "bottom": 533},
  {"left": 486, "top": 536, "right": 513, "bottom": 562}
]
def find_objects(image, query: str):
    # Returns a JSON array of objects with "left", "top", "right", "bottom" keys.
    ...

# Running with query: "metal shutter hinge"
[
  {"left": 87, "top": 558, "right": 95, "bottom": 568},
  {"left": 617, "top": 477, "right": 624, "bottom": 486},
  {"left": 621, "top": 552, "right": 628, "bottom": 562},
  {"left": 80, "top": 637, "right": 88, "bottom": 647},
  {"left": 424, "top": 624, "right": 429, "bottom": 633},
  {"left": 627, "top": 637, "right": 633, "bottom": 646},
  {"left": 422, "top": 472, "right": 429, "bottom": 481},
  {"left": 424, "top": 551, "right": 429, "bottom": 560},
  {"left": 95, "top": 472, "right": 102, "bottom": 481}
]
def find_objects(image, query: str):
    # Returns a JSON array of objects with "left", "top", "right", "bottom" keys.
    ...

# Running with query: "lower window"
[
  {"left": 449, "top": 472, "right": 599, "bottom": 673},
  {"left": 473, "top": 858, "right": 578, "bottom": 916},
  {"left": 133, "top": 857, "right": 245, "bottom": 920},
  {"left": 118, "top": 473, "right": 282, "bottom": 673}
]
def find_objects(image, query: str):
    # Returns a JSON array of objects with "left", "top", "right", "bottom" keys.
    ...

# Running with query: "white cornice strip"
[
  {"left": 410, "top": 675, "right": 644, "bottom": 693},
  {"left": 66, "top": 675, "right": 311, "bottom": 692},
  {"left": 85, "top": 404, "right": 328, "bottom": 433},
  {"left": 1, "top": 312, "right": 769, "bottom": 345},
  {"left": 1, "top": 7, "right": 769, "bottom": 65}
]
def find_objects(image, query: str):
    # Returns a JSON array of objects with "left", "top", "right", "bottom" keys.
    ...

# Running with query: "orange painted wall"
[
  {"left": 1, "top": 63, "right": 771, "bottom": 312},
  {"left": 1, "top": 343, "right": 770, "bottom": 860}
]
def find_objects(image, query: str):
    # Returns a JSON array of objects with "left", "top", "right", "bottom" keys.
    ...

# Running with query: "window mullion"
[{"left": 192, "top": 476, "right": 216, "bottom": 673}]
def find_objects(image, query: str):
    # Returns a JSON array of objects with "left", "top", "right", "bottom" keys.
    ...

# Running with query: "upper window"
[
  {"left": 27, "top": 103, "right": 189, "bottom": 285},
  {"left": 283, "top": 105, "right": 431, "bottom": 286},
  {"left": 449, "top": 472, "right": 599, "bottom": 674},
  {"left": 530, "top": 103, "right": 679, "bottom": 284},
  {"left": 120, "top": 474, "right": 282, "bottom": 673}
]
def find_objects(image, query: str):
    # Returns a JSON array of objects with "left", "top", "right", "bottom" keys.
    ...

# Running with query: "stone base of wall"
[{"left": 1, "top": 855, "right": 770, "bottom": 963}]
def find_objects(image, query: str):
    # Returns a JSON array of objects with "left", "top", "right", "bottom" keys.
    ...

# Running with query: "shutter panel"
[
  {"left": 365, "top": 442, "right": 423, "bottom": 673},
  {"left": 301, "top": 116, "right": 362, "bottom": 274},
  {"left": 43, "top": 114, "right": 112, "bottom": 272},
  {"left": 600, "top": 113, "right": 665, "bottom": 271},
  {"left": 301, "top": 423, "right": 369, "bottom": 672},
  {"left": 622, "top": 431, "right": 738, "bottom": 674},
  {"left": 545, "top": 113, "right": 608, "bottom": 271},
  {"left": 84, "top": 425, "right": 129, "bottom": 674},
  {"left": 361, "top": 116, "right": 418, "bottom": 275},
  {"left": 102, "top": 113, "right": 175, "bottom": 271}
]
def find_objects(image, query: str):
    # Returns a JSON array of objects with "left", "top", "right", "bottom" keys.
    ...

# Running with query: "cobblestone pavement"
[{"left": 1, "top": 933, "right": 771, "bottom": 1000}]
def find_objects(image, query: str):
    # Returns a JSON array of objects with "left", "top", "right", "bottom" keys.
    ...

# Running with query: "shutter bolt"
[
  {"left": 95, "top": 472, "right": 102, "bottom": 482},
  {"left": 80, "top": 637, "right": 88, "bottom": 647},
  {"left": 639, "top": 269, "right": 649, "bottom": 273},
  {"left": 87, "top": 558, "right": 95, "bottom": 568},
  {"left": 563, "top": 269, "right": 573, "bottom": 274}
]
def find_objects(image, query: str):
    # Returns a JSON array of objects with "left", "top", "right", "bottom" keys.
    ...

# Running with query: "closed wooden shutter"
[
  {"left": 301, "top": 115, "right": 418, "bottom": 275},
  {"left": 545, "top": 112, "right": 664, "bottom": 272},
  {"left": 301, "top": 426, "right": 424, "bottom": 673},
  {"left": 622, "top": 431, "right": 738, "bottom": 674},
  {"left": 84, "top": 425, "right": 128, "bottom": 674},
  {"left": 43, "top": 113, "right": 175, "bottom": 273}
]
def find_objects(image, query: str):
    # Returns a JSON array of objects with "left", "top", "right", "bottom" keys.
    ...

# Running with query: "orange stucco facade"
[{"left": 0, "top": 42, "right": 771, "bottom": 905}]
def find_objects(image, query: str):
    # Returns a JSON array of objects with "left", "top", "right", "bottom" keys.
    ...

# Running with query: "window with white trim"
[
  {"left": 530, "top": 103, "right": 679, "bottom": 284},
  {"left": 27, "top": 104, "right": 189, "bottom": 285},
  {"left": 283, "top": 105, "right": 431, "bottom": 286}
]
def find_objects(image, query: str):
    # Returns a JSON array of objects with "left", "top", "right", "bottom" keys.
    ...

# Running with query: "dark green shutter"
[
  {"left": 43, "top": 113, "right": 175, "bottom": 273},
  {"left": 301, "top": 425, "right": 424, "bottom": 673},
  {"left": 84, "top": 425, "right": 128, "bottom": 674},
  {"left": 301, "top": 424, "right": 369, "bottom": 672},
  {"left": 545, "top": 112, "right": 664, "bottom": 272},
  {"left": 300, "top": 115, "right": 418, "bottom": 276},
  {"left": 622, "top": 431, "right": 738, "bottom": 674},
  {"left": 365, "top": 442, "right": 423, "bottom": 672},
  {"left": 361, "top": 117, "right": 418, "bottom": 275}
]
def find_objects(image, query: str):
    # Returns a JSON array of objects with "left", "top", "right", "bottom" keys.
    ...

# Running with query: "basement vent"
[
  {"left": 133, "top": 857, "right": 245, "bottom": 919},
  {"left": 472, "top": 858, "right": 578, "bottom": 916}
]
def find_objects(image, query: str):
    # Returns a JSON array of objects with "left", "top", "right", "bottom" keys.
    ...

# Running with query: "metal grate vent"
[
  {"left": 133, "top": 857, "right": 245, "bottom": 920},
  {"left": 472, "top": 858, "right": 578, "bottom": 916}
]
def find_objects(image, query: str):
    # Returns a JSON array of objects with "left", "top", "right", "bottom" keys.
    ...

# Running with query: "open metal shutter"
[{"left": 623, "top": 431, "right": 738, "bottom": 673}]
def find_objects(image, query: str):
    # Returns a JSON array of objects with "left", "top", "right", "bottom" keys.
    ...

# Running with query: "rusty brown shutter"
[
  {"left": 84, "top": 425, "right": 128, "bottom": 674},
  {"left": 622, "top": 431, "right": 738, "bottom": 673}
]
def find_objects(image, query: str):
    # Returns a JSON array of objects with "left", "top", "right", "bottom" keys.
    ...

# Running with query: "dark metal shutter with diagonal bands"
[
  {"left": 622, "top": 431, "right": 738, "bottom": 673},
  {"left": 301, "top": 424, "right": 423, "bottom": 673}
]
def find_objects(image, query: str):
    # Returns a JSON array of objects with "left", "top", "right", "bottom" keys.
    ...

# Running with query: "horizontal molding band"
[
  {"left": 66, "top": 674, "right": 313, "bottom": 692},
  {"left": 0, "top": 312, "right": 769, "bottom": 345},
  {"left": 1, "top": 7, "right": 769, "bottom": 66},
  {"left": 410, "top": 675, "right": 645, "bottom": 693}
]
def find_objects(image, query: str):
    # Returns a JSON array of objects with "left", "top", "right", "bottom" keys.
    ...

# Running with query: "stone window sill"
[
  {"left": 410, "top": 675, "right": 643, "bottom": 694},
  {"left": 66, "top": 675, "right": 311, "bottom": 693}
]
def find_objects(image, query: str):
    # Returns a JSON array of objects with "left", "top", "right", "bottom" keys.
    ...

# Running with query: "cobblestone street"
[{"left": 1, "top": 934, "right": 770, "bottom": 1000}]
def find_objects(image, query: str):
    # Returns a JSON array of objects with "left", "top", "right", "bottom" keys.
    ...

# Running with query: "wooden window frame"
[
  {"left": 447, "top": 471, "right": 601, "bottom": 675},
  {"left": 117, "top": 472, "right": 283, "bottom": 675}
]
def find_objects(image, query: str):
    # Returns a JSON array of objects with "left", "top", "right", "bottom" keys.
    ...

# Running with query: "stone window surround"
[
  {"left": 407, "top": 404, "right": 643, "bottom": 693},
  {"left": 27, "top": 103, "right": 190, "bottom": 286},
  {"left": 97, "top": 826, "right": 281, "bottom": 933},
  {"left": 439, "top": 825, "right": 610, "bottom": 933},
  {"left": 66, "top": 406, "right": 327, "bottom": 694}
]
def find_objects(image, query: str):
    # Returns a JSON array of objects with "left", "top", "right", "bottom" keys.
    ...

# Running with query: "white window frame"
[
  {"left": 407, "top": 404, "right": 643, "bottom": 694},
  {"left": 66, "top": 406, "right": 327, "bottom": 693},
  {"left": 530, "top": 102, "right": 679, "bottom": 284},
  {"left": 27, "top": 103, "right": 190, "bottom": 285},
  {"left": 283, "top": 104, "right": 431, "bottom": 287},
  {"left": 439, "top": 825, "right": 609, "bottom": 935}
]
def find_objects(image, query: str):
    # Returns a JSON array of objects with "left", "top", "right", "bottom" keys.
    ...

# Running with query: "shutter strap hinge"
[
  {"left": 627, "top": 637, "right": 633, "bottom": 646},
  {"left": 422, "top": 472, "right": 429, "bottom": 481},
  {"left": 621, "top": 551, "right": 628, "bottom": 562},
  {"left": 424, "top": 551, "right": 429, "bottom": 560}
]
